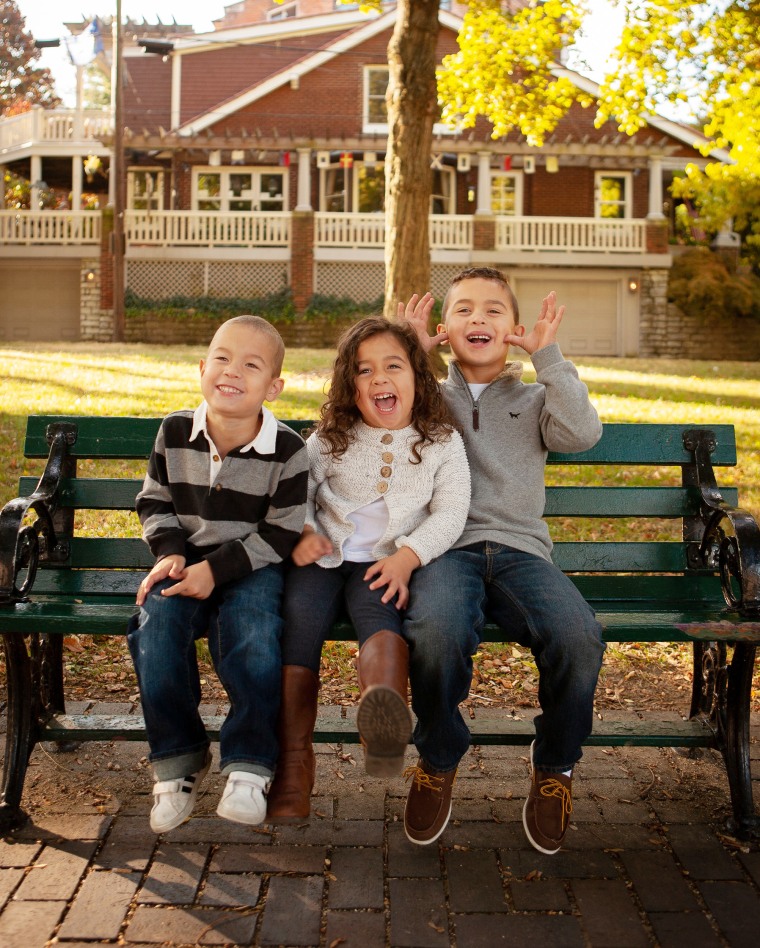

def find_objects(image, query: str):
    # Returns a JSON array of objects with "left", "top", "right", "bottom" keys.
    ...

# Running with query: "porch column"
[
  {"left": 0, "top": 165, "right": 5, "bottom": 208},
  {"left": 476, "top": 151, "right": 491, "bottom": 215},
  {"left": 30, "top": 155, "right": 43, "bottom": 209},
  {"left": 71, "top": 156, "right": 83, "bottom": 210},
  {"left": 647, "top": 155, "right": 665, "bottom": 220},
  {"left": 295, "top": 147, "right": 312, "bottom": 211}
]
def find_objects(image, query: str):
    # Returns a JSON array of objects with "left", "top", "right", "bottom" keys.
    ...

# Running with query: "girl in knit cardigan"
[{"left": 267, "top": 316, "right": 471, "bottom": 821}]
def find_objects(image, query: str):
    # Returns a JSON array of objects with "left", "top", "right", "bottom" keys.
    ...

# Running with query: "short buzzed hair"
[
  {"left": 210, "top": 315, "right": 285, "bottom": 375},
  {"left": 441, "top": 267, "right": 520, "bottom": 325}
]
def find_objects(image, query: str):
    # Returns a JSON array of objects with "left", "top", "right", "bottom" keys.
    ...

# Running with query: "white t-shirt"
[{"left": 343, "top": 497, "right": 390, "bottom": 562}]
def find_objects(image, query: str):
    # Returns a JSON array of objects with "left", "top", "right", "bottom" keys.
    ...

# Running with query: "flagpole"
[{"left": 112, "top": 0, "right": 125, "bottom": 341}]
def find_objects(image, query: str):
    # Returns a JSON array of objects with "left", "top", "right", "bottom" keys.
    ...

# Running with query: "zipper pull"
[{"left": 472, "top": 404, "right": 479, "bottom": 431}]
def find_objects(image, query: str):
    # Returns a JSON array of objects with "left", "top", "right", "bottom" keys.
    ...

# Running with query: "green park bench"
[{"left": 1, "top": 415, "right": 759, "bottom": 838}]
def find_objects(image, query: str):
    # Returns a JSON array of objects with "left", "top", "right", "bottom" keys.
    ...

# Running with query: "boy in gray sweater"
[{"left": 403, "top": 267, "right": 605, "bottom": 854}]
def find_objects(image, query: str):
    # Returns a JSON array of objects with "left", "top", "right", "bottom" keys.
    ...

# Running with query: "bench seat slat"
[
  {"left": 42, "top": 712, "right": 715, "bottom": 748},
  {"left": 28, "top": 571, "right": 726, "bottom": 601},
  {"left": 3, "top": 600, "right": 755, "bottom": 642}
]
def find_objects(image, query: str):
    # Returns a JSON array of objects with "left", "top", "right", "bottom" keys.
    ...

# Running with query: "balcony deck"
[
  {"left": 0, "top": 210, "right": 652, "bottom": 257},
  {"left": 0, "top": 108, "right": 112, "bottom": 159}
]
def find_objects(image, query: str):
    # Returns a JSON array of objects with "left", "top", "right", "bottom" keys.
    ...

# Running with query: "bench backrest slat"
[
  {"left": 17, "top": 477, "right": 740, "bottom": 519},
  {"left": 52, "top": 536, "right": 693, "bottom": 573},
  {"left": 24, "top": 416, "right": 737, "bottom": 465}
]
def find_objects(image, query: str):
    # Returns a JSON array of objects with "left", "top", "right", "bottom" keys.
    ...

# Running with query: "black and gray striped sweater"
[{"left": 136, "top": 409, "right": 309, "bottom": 587}]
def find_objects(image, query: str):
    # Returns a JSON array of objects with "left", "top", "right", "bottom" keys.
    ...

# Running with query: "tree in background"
[
  {"left": 276, "top": 0, "right": 759, "bottom": 303},
  {"left": 0, "top": 0, "right": 61, "bottom": 115},
  {"left": 595, "top": 0, "right": 759, "bottom": 272}
]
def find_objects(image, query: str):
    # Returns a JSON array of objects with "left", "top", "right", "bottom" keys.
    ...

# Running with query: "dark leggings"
[{"left": 281, "top": 560, "right": 404, "bottom": 674}]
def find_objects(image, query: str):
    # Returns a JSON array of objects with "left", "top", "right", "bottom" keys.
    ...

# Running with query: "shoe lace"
[
  {"left": 538, "top": 778, "right": 573, "bottom": 817},
  {"left": 403, "top": 766, "right": 445, "bottom": 792}
]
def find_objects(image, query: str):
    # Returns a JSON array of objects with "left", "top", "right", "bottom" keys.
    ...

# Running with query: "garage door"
[
  {"left": 0, "top": 261, "right": 81, "bottom": 341},
  {"left": 513, "top": 276, "right": 619, "bottom": 356}
]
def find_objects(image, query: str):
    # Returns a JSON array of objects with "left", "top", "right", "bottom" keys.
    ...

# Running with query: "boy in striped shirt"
[{"left": 128, "top": 315, "right": 308, "bottom": 832}]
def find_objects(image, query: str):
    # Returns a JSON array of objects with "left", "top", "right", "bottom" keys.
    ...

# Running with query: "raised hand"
[
  {"left": 397, "top": 292, "right": 448, "bottom": 353},
  {"left": 506, "top": 291, "right": 565, "bottom": 355}
]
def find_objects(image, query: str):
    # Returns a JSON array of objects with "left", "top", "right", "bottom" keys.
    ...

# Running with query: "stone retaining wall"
[
  {"left": 639, "top": 269, "right": 760, "bottom": 360},
  {"left": 123, "top": 313, "right": 356, "bottom": 348}
]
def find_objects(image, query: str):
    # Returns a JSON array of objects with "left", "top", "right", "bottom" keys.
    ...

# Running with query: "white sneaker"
[
  {"left": 216, "top": 771, "right": 271, "bottom": 825},
  {"left": 150, "top": 756, "right": 211, "bottom": 834}
]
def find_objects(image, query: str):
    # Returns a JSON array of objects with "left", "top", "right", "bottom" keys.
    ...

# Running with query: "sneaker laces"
[
  {"left": 403, "top": 766, "right": 449, "bottom": 792},
  {"left": 538, "top": 777, "right": 573, "bottom": 817}
]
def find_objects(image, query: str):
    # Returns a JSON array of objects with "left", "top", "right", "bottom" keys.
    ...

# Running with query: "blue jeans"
[
  {"left": 404, "top": 543, "right": 605, "bottom": 773},
  {"left": 127, "top": 564, "right": 284, "bottom": 780},
  {"left": 281, "top": 560, "right": 403, "bottom": 673}
]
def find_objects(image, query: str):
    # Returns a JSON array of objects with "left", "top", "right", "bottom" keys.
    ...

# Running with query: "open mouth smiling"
[
  {"left": 466, "top": 333, "right": 492, "bottom": 346},
  {"left": 373, "top": 393, "right": 398, "bottom": 412},
  {"left": 217, "top": 384, "right": 243, "bottom": 395}
]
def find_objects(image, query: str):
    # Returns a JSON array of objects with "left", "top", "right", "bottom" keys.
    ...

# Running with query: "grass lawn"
[
  {"left": 1, "top": 343, "right": 758, "bottom": 523},
  {"left": 1, "top": 343, "right": 758, "bottom": 712}
]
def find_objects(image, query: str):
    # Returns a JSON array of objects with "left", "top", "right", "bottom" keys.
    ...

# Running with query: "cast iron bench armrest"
[
  {"left": 0, "top": 422, "right": 78, "bottom": 604},
  {"left": 684, "top": 428, "right": 760, "bottom": 615}
]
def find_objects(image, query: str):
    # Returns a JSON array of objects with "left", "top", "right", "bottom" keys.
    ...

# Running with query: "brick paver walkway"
[{"left": 1, "top": 709, "right": 758, "bottom": 947}]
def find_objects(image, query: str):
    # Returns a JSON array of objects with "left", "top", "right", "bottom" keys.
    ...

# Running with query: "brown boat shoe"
[
  {"left": 403, "top": 759, "right": 457, "bottom": 846},
  {"left": 522, "top": 741, "right": 573, "bottom": 855}
]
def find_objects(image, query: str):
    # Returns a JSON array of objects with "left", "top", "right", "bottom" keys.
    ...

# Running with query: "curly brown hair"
[{"left": 317, "top": 317, "right": 457, "bottom": 463}]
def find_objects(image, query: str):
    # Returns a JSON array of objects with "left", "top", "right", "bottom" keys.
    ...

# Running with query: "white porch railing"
[
  {"left": 315, "top": 212, "right": 473, "bottom": 250},
  {"left": 125, "top": 210, "right": 291, "bottom": 247},
  {"left": 0, "top": 210, "right": 101, "bottom": 245},
  {"left": 496, "top": 216, "right": 647, "bottom": 252},
  {"left": 0, "top": 209, "right": 651, "bottom": 253},
  {"left": 0, "top": 107, "right": 112, "bottom": 151},
  {"left": 315, "top": 212, "right": 385, "bottom": 248}
]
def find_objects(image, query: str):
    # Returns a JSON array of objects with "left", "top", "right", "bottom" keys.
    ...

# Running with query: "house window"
[
  {"left": 357, "top": 164, "right": 384, "bottom": 213},
  {"left": 595, "top": 172, "right": 632, "bottom": 218},
  {"left": 490, "top": 172, "right": 522, "bottom": 216},
  {"left": 431, "top": 167, "right": 455, "bottom": 214},
  {"left": 322, "top": 166, "right": 347, "bottom": 212},
  {"left": 363, "top": 65, "right": 459, "bottom": 136},
  {"left": 267, "top": 1, "right": 297, "bottom": 20},
  {"left": 128, "top": 168, "right": 163, "bottom": 210},
  {"left": 193, "top": 168, "right": 286, "bottom": 212},
  {"left": 364, "top": 66, "right": 389, "bottom": 130}
]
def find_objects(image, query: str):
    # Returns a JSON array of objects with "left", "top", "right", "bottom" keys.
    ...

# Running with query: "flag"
[
  {"left": 279, "top": 151, "right": 291, "bottom": 167},
  {"left": 339, "top": 152, "right": 354, "bottom": 169},
  {"left": 64, "top": 19, "right": 104, "bottom": 67},
  {"left": 503, "top": 156, "right": 512, "bottom": 171}
]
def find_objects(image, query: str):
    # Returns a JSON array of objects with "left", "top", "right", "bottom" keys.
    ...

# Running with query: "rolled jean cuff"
[
  {"left": 221, "top": 761, "right": 274, "bottom": 779},
  {"left": 151, "top": 746, "right": 210, "bottom": 781}
]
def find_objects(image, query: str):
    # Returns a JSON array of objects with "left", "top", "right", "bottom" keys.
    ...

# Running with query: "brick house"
[{"left": 0, "top": 0, "right": 730, "bottom": 355}]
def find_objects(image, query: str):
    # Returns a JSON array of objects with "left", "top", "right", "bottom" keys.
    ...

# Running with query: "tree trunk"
[{"left": 383, "top": 0, "right": 439, "bottom": 322}]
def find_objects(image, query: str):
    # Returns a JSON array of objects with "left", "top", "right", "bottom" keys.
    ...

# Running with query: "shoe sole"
[
  {"left": 404, "top": 798, "right": 452, "bottom": 846},
  {"left": 356, "top": 685, "right": 413, "bottom": 778},
  {"left": 521, "top": 798, "right": 561, "bottom": 855},
  {"left": 150, "top": 756, "right": 211, "bottom": 834},
  {"left": 216, "top": 804, "right": 266, "bottom": 826}
]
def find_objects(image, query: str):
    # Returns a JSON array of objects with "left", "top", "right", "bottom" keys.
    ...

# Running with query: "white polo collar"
[{"left": 190, "top": 401, "right": 278, "bottom": 455}]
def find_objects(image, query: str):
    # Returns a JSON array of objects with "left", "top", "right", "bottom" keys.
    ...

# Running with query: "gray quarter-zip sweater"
[{"left": 441, "top": 343, "right": 602, "bottom": 561}]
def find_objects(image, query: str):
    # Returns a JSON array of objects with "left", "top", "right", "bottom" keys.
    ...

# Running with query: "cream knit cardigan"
[{"left": 306, "top": 421, "right": 471, "bottom": 568}]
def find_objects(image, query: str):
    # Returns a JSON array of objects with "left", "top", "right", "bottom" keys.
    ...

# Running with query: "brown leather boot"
[
  {"left": 266, "top": 665, "right": 319, "bottom": 823},
  {"left": 356, "top": 629, "right": 413, "bottom": 778}
]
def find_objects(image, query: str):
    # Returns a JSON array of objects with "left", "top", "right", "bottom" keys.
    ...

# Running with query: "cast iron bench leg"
[
  {"left": 0, "top": 634, "right": 35, "bottom": 831},
  {"left": 723, "top": 643, "right": 760, "bottom": 840}
]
